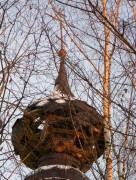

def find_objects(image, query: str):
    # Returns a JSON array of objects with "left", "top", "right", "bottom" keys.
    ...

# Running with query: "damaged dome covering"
[{"left": 12, "top": 88, "right": 105, "bottom": 172}]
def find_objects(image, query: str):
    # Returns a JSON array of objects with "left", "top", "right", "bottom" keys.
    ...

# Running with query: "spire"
[{"left": 55, "top": 9, "right": 74, "bottom": 97}]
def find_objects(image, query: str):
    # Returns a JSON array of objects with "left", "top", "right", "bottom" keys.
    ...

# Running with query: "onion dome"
[
  {"left": 12, "top": 48, "right": 105, "bottom": 172},
  {"left": 12, "top": 12, "right": 105, "bottom": 174}
]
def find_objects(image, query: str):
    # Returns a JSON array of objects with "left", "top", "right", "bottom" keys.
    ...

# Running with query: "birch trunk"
[{"left": 102, "top": 0, "right": 113, "bottom": 179}]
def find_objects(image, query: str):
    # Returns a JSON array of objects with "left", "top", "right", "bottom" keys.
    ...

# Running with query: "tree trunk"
[{"left": 102, "top": 0, "right": 113, "bottom": 179}]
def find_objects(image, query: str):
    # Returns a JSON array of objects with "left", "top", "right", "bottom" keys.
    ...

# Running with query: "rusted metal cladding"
[{"left": 12, "top": 97, "right": 105, "bottom": 172}]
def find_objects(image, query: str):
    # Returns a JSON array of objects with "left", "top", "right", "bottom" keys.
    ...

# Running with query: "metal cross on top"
[{"left": 55, "top": 8, "right": 74, "bottom": 97}]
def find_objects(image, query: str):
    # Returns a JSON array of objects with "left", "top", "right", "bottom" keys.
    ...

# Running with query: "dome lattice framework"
[{"left": 12, "top": 91, "right": 105, "bottom": 172}]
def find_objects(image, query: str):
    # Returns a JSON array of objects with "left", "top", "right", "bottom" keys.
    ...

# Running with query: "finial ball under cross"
[{"left": 58, "top": 49, "right": 67, "bottom": 58}]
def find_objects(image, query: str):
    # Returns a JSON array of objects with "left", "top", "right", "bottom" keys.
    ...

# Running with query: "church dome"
[{"left": 12, "top": 18, "right": 105, "bottom": 172}]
